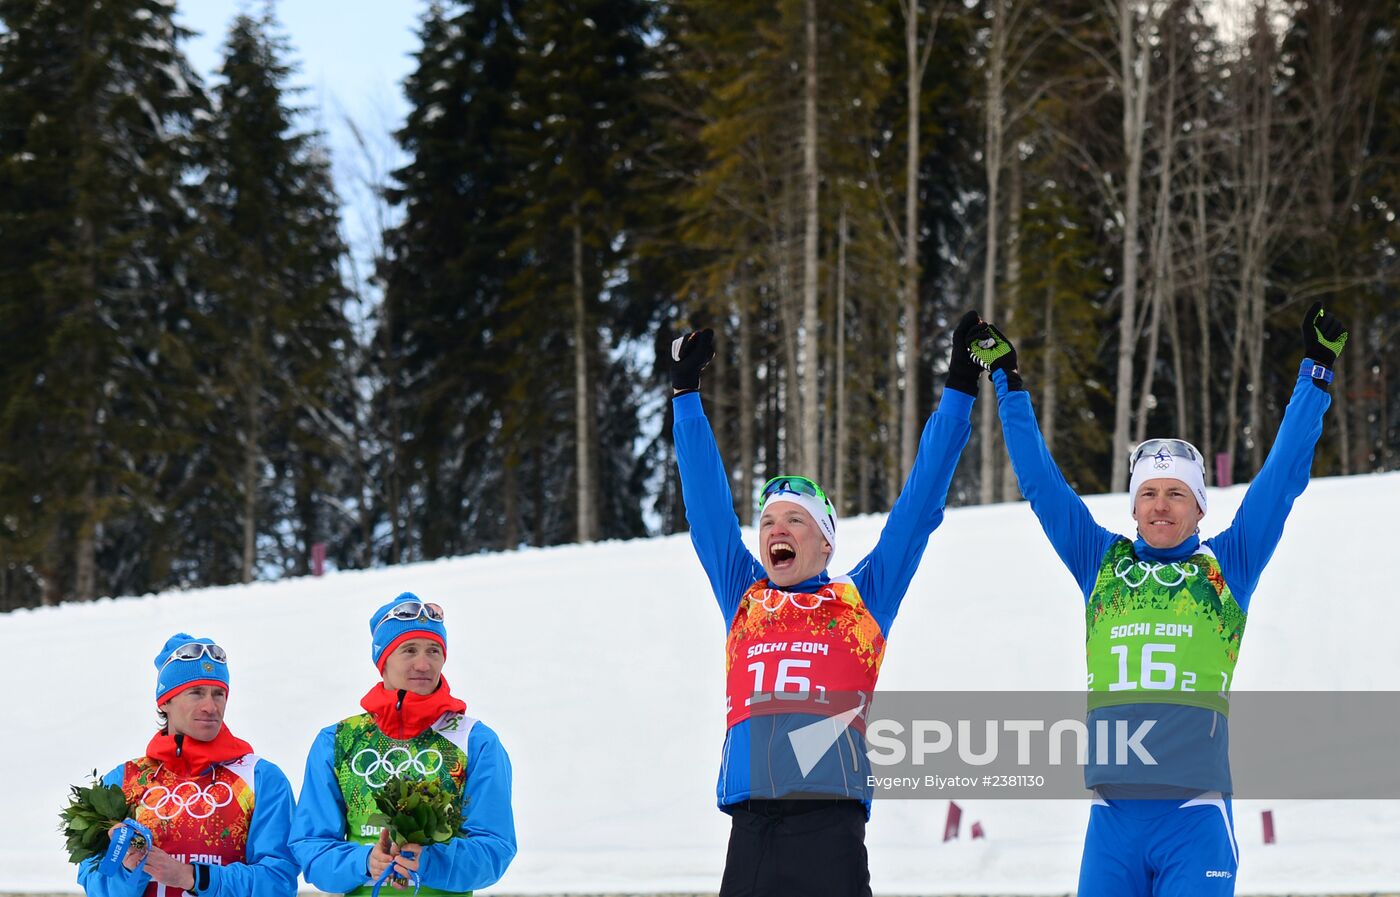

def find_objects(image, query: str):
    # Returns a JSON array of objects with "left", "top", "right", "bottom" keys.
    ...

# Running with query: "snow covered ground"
[{"left": 6, "top": 471, "right": 1400, "bottom": 895}]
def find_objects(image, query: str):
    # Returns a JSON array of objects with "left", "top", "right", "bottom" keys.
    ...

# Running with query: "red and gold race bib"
[
  {"left": 121, "top": 755, "right": 257, "bottom": 897},
  {"left": 724, "top": 576, "right": 885, "bottom": 728}
]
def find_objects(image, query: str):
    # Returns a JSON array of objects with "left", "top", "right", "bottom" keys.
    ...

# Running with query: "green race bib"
[
  {"left": 1085, "top": 541, "right": 1245, "bottom": 715},
  {"left": 332, "top": 712, "right": 474, "bottom": 897}
]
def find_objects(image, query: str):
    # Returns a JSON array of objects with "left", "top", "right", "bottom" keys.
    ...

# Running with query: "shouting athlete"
[
  {"left": 667, "top": 312, "right": 981, "bottom": 897},
  {"left": 969, "top": 301, "right": 1348, "bottom": 896}
]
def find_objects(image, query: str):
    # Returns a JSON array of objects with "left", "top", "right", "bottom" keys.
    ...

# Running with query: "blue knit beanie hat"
[
  {"left": 370, "top": 592, "right": 448, "bottom": 671},
  {"left": 154, "top": 633, "right": 229, "bottom": 706}
]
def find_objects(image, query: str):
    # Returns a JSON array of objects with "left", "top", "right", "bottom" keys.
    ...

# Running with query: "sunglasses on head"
[
  {"left": 378, "top": 600, "right": 444, "bottom": 626},
  {"left": 160, "top": 642, "right": 227, "bottom": 673},
  {"left": 1129, "top": 438, "right": 1204, "bottom": 469},
  {"left": 758, "top": 475, "right": 835, "bottom": 516}
]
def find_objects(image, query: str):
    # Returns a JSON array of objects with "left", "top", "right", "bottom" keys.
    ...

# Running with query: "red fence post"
[
  {"left": 1215, "top": 452, "right": 1233, "bottom": 487},
  {"left": 311, "top": 542, "right": 326, "bottom": 577},
  {"left": 943, "top": 801, "right": 962, "bottom": 842}
]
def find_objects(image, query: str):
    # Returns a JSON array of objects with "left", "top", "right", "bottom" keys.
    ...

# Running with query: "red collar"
[
  {"left": 146, "top": 725, "right": 253, "bottom": 777},
  {"left": 360, "top": 677, "right": 467, "bottom": 740}
]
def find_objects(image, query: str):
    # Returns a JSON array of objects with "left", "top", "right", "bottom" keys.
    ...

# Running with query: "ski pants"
[
  {"left": 1077, "top": 791, "right": 1239, "bottom": 897},
  {"left": 719, "top": 798, "right": 872, "bottom": 897}
]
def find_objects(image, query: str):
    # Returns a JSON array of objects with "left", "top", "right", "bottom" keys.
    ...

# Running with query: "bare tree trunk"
[
  {"left": 572, "top": 211, "right": 596, "bottom": 542},
  {"left": 1000, "top": 153, "right": 1022, "bottom": 502},
  {"left": 739, "top": 276, "right": 756, "bottom": 522},
  {"left": 899, "top": 0, "right": 943, "bottom": 477},
  {"left": 1242, "top": 10, "right": 1275, "bottom": 476},
  {"left": 1223, "top": 300, "right": 1247, "bottom": 475},
  {"left": 835, "top": 207, "right": 850, "bottom": 512},
  {"left": 1109, "top": 0, "right": 1156, "bottom": 489},
  {"left": 886, "top": 311, "right": 902, "bottom": 503},
  {"left": 773, "top": 223, "right": 803, "bottom": 472},
  {"left": 502, "top": 451, "right": 519, "bottom": 550},
  {"left": 800, "top": 0, "right": 821, "bottom": 475},
  {"left": 1042, "top": 281, "right": 1058, "bottom": 453},
  {"left": 383, "top": 289, "right": 404, "bottom": 564},
  {"left": 857, "top": 390, "right": 871, "bottom": 514},
  {"left": 1135, "top": 29, "right": 1178, "bottom": 445},
  {"left": 979, "top": 0, "right": 1008, "bottom": 504},
  {"left": 241, "top": 377, "right": 259, "bottom": 583},
  {"left": 1191, "top": 129, "right": 1214, "bottom": 481},
  {"left": 76, "top": 474, "right": 97, "bottom": 599},
  {"left": 41, "top": 529, "right": 63, "bottom": 606},
  {"left": 1166, "top": 279, "right": 1187, "bottom": 438}
]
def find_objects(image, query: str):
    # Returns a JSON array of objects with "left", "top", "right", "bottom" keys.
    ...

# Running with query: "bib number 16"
[{"left": 747, "top": 659, "right": 828, "bottom": 705}]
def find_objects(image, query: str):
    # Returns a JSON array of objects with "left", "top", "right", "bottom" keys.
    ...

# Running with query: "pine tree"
[
  {"left": 0, "top": 0, "right": 208, "bottom": 604},
  {"left": 191, "top": 10, "right": 352, "bottom": 584},
  {"left": 503, "top": 0, "right": 653, "bottom": 545},
  {"left": 380, "top": 0, "right": 525, "bottom": 557}
]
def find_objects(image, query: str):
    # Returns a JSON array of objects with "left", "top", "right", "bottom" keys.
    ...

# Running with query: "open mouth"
[{"left": 768, "top": 542, "right": 796, "bottom": 567}]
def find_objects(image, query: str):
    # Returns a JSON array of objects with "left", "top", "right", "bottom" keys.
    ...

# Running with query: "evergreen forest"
[{"left": 1, "top": 0, "right": 1396, "bottom": 608}]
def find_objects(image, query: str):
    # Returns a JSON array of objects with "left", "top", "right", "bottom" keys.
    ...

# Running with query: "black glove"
[
  {"left": 1301, "top": 300, "right": 1348, "bottom": 379},
  {"left": 670, "top": 328, "right": 715, "bottom": 395},
  {"left": 968, "top": 321, "right": 1023, "bottom": 390},
  {"left": 945, "top": 310, "right": 984, "bottom": 396}
]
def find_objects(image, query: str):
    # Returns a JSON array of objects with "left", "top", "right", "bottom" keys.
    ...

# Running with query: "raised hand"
[
  {"left": 670, "top": 328, "right": 716, "bottom": 395},
  {"left": 967, "top": 321, "right": 1022, "bottom": 390},
  {"left": 945, "top": 310, "right": 985, "bottom": 396},
  {"left": 1301, "top": 301, "right": 1348, "bottom": 368}
]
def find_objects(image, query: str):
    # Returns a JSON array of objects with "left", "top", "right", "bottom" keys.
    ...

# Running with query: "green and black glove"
[
  {"left": 670, "top": 328, "right": 715, "bottom": 395},
  {"left": 968, "top": 322, "right": 1023, "bottom": 391},
  {"left": 945, "top": 310, "right": 984, "bottom": 396},
  {"left": 1301, "top": 301, "right": 1347, "bottom": 389}
]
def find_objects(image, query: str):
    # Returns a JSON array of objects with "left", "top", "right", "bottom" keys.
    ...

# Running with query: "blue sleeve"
[
  {"left": 993, "top": 369, "right": 1118, "bottom": 598},
  {"left": 416, "top": 723, "right": 517, "bottom": 892},
  {"left": 1204, "top": 362, "right": 1331, "bottom": 612},
  {"left": 847, "top": 386, "right": 975, "bottom": 633},
  {"left": 673, "top": 391, "right": 765, "bottom": 623},
  {"left": 289, "top": 726, "right": 372, "bottom": 893},
  {"left": 199, "top": 761, "right": 299, "bottom": 897},
  {"left": 77, "top": 766, "right": 150, "bottom": 897}
]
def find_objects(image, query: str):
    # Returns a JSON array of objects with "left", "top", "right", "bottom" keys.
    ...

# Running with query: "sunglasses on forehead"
[
  {"left": 378, "top": 600, "right": 444, "bottom": 625},
  {"left": 758, "top": 475, "right": 835, "bottom": 514},
  {"left": 1129, "top": 438, "right": 1204, "bottom": 468},
  {"left": 159, "top": 642, "right": 227, "bottom": 673}
]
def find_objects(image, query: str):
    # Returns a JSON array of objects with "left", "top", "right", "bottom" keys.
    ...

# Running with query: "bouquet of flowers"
[
  {"left": 368, "top": 775, "right": 462, "bottom": 849},
  {"left": 59, "top": 773, "right": 144, "bottom": 865}
]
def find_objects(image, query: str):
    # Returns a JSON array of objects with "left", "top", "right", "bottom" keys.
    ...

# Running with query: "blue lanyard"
[
  {"left": 370, "top": 849, "right": 420, "bottom": 897},
  {"left": 97, "top": 819, "right": 154, "bottom": 878}
]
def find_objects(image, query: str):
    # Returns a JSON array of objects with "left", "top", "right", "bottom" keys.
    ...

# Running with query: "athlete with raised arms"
[
  {"left": 290, "top": 594, "right": 515, "bottom": 895},
  {"left": 668, "top": 312, "right": 981, "bottom": 897},
  {"left": 78, "top": 633, "right": 298, "bottom": 897},
  {"left": 968, "top": 302, "right": 1349, "bottom": 896}
]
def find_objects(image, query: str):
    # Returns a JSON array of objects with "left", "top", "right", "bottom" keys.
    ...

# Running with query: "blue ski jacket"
[
  {"left": 289, "top": 716, "right": 515, "bottom": 894},
  {"left": 991, "top": 360, "right": 1331, "bottom": 793},
  {"left": 673, "top": 386, "right": 974, "bottom": 809}
]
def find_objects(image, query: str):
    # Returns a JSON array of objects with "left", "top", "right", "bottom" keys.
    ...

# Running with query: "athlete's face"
[
  {"left": 160, "top": 684, "right": 227, "bottom": 742},
  {"left": 382, "top": 638, "right": 446, "bottom": 696},
  {"left": 759, "top": 501, "right": 832, "bottom": 588},
  {"left": 1132, "top": 478, "right": 1204, "bottom": 549}
]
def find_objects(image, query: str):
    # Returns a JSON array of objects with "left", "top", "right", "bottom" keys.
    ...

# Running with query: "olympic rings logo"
[
  {"left": 757, "top": 587, "right": 836, "bottom": 613},
  {"left": 1114, "top": 557, "right": 1200, "bottom": 589},
  {"left": 350, "top": 747, "right": 443, "bottom": 788},
  {"left": 140, "top": 782, "right": 234, "bottom": 820}
]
